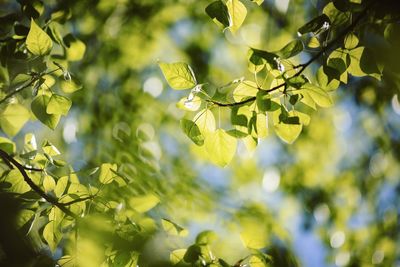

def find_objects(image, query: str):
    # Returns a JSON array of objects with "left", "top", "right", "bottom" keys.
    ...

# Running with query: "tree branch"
[
  {"left": 208, "top": 1, "right": 374, "bottom": 107},
  {"left": 0, "top": 149, "right": 78, "bottom": 219},
  {"left": 0, "top": 66, "right": 63, "bottom": 106},
  {"left": 0, "top": 78, "right": 37, "bottom": 106}
]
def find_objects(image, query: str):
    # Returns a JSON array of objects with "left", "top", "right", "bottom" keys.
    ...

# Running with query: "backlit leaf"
[
  {"left": 129, "top": 194, "right": 160, "bottom": 213},
  {"left": 26, "top": 18, "right": 53, "bottom": 56},
  {"left": 226, "top": 0, "right": 247, "bottom": 33},
  {"left": 31, "top": 95, "right": 61, "bottom": 130},
  {"left": 205, "top": 129, "right": 237, "bottom": 167},
  {"left": 46, "top": 94, "right": 72, "bottom": 115},
  {"left": 0, "top": 103, "right": 30, "bottom": 136},
  {"left": 159, "top": 62, "right": 197, "bottom": 90}
]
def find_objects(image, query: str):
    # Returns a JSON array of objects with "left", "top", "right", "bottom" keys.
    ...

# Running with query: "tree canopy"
[{"left": 0, "top": 0, "right": 399, "bottom": 266}]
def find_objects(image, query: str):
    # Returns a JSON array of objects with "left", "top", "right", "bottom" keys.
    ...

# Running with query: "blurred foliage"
[{"left": 0, "top": 0, "right": 399, "bottom": 267}]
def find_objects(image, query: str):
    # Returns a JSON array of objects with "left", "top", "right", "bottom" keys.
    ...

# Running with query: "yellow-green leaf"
[
  {"left": 43, "top": 221, "right": 61, "bottom": 252},
  {"left": 300, "top": 83, "right": 333, "bottom": 108},
  {"left": 129, "top": 194, "right": 160, "bottom": 213},
  {"left": 98, "top": 163, "right": 117, "bottom": 184},
  {"left": 31, "top": 95, "right": 61, "bottom": 130},
  {"left": 205, "top": 129, "right": 237, "bottom": 167},
  {"left": 194, "top": 109, "right": 216, "bottom": 136},
  {"left": 226, "top": 0, "right": 247, "bottom": 33},
  {"left": 43, "top": 175, "right": 56, "bottom": 193},
  {"left": 170, "top": 249, "right": 187, "bottom": 265},
  {"left": 158, "top": 62, "right": 197, "bottom": 90},
  {"left": 0, "top": 103, "right": 30, "bottom": 136},
  {"left": 46, "top": 94, "right": 72, "bottom": 115},
  {"left": 26, "top": 18, "right": 53, "bottom": 56},
  {"left": 161, "top": 218, "right": 188, "bottom": 236},
  {"left": 233, "top": 81, "right": 258, "bottom": 102}
]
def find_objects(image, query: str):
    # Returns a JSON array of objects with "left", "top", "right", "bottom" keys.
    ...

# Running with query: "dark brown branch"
[
  {"left": 209, "top": 1, "right": 374, "bottom": 107},
  {"left": 0, "top": 149, "right": 77, "bottom": 218},
  {"left": 0, "top": 78, "right": 36, "bottom": 105},
  {"left": 0, "top": 66, "right": 62, "bottom": 106}
]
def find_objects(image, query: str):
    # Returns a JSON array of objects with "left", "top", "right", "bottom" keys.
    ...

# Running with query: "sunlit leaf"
[
  {"left": 278, "top": 39, "right": 304, "bottom": 59},
  {"left": 43, "top": 175, "right": 56, "bottom": 193},
  {"left": 344, "top": 33, "right": 359, "bottom": 49},
  {"left": 161, "top": 218, "right": 188, "bottom": 236},
  {"left": 226, "top": 0, "right": 247, "bottom": 33},
  {"left": 233, "top": 81, "right": 258, "bottom": 102},
  {"left": 46, "top": 94, "right": 72, "bottom": 115},
  {"left": 300, "top": 83, "right": 333, "bottom": 107},
  {"left": 129, "top": 194, "right": 160, "bottom": 213},
  {"left": 0, "top": 103, "right": 30, "bottom": 136},
  {"left": 180, "top": 119, "right": 204, "bottom": 146},
  {"left": 31, "top": 95, "right": 61, "bottom": 130},
  {"left": 43, "top": 221, "right": 61, "bottom": 252},
  {"left": 98, "top": 163, "right": 117, "bottom": 184},
  {"left": 170, "top": 249, "right": 187, "bottom": 265},
  {"left": 64, "top": 34, "right": 86, "bottom": 61},
  {"left": 26, "top": 18, "right": 53, "bottom": 56},
  {"left": 205, "top": 129, "right": 237, "bottom": 167},
  {"left": 194, "top": 109, "right": 216, "bottom": 136},
  {"left": 158, "top": 62, "right": 197, "bottom": 90}
]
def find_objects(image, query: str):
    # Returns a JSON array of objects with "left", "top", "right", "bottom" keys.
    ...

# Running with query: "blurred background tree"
[{"left": 0, "top": 0, "right": 399, "bottom": 266}]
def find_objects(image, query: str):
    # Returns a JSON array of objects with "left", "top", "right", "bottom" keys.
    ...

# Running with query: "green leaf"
[
  {"left": 176, "top": 96, "right": 201, "bottom": 111},
  {"left": 16, "top": 210, "right": 35, "bottom": 229},
  {"left": 161, "top": 218, "right": 188, "bottom": 236},
  {"left": 55, "top": 176, "right": 68, "bottom": 197},
  {"left": 205, "top": 1, "right": 231, "bottom": 30},
  {"left": 0, "top": 103, "right": 30, "bottom": 136},
  {"left": 180, "top": 119, "right": 204, "bottom": 146},
  {"left": 248, "top": 255, "right": 268, "bottom": 267},
  {"left": 273, "top": 109, "right": 302, "bottom": 144},
  {"left": 196, "top": 230, "right": 217, "bottom": 245},
  {"left": 233, "top": 81, "right": 258, "bottom": 102},
  {"left": 256, "top": 113, "right": 268, "bottom": 138},
  {"left": 43, "top": 175, "right": 56, "bottom": 193},
  {"left": 99, "top": 163, "right": 117, "bottom": 184},
  {"left": 26, "top": 18, "right": 53, "bottom": 56},
  {"left": 205, "top": 129, "right": 237, "bottom": 167},
  {"left": 31, "top": 95, "right": 61, "bottom": 130},
  {"left": 348, "top": 47, "right": 381, "bottom": 79},
  {"left": 194, "top": 109, "right": 216, "bottom": 136},
  {"left": 183, "top": 245, "right": 202, "bottom": 263},
  {"left": 60, "top": 74, "right": 83, "bottom": 93},
  {"left": 43, "top": 221, "right": 61, "bottom": 252},
  {"left": 316, "top": 66, "right": 340, "bottom": 91},
  {"left": 129, "top": 194, "right": 160, "bottom": 213},
  {"left": 42, "top": 140, "right": 61, "bottom": 156},
  {"left": 158, "top": 62, "right": 197, "bottom": 90},
  {"left": 46, "top": 94, "right": 72, "bottom": 115},
  {"left": 226, "top": 0, "right": 247, "bottom": 33},
  {"left": 256, "top": 91, "right": 281, "bottom": 112},
  {"left": 3, "top": 169, "right": 31, "bottom": 194},
  {"left": 300, "top": 83, "right": 333, "bottom": 107},
  {"left": 250, "top": 0, "right": 264, "bottom": 5},
  {"left": 344, "top": 33, "right": 359, "bottom": 49},
  {"left": 278, "top": 39, "right": 304, "bottom": 59},
  {"left": 170, "top": 249, "right": 187, "bottom": 265},
  {"left": 298, "top": 14, "right": 330, "bottom": 35},
  {"left": 0, "top": 137, "right": 16, "bottom": 154},
  {"left": 64, "top": 34, "right": 86, "bottom": 61}
]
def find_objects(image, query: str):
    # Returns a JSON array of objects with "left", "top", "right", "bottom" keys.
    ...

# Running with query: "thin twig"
[{"left": 0, "top": 148, "right": 78, "bottom": 218}]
